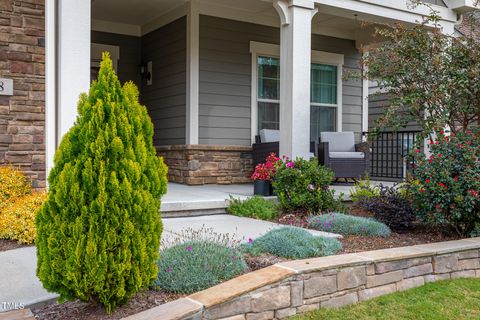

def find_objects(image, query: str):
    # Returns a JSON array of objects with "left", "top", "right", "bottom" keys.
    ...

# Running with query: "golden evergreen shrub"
[
  {"left": 0, "top": 166, "right": 31, "bottom": 208},
  {"left": 0, "top": 192, "right": 47, "bottom": 244}
]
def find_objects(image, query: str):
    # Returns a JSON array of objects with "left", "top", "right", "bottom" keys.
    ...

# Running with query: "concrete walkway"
[{"left": 0, "top": 214, "right": 340, "bottom": 312}]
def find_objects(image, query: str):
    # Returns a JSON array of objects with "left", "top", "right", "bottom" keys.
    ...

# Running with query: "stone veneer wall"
[
  {"left": 0, "top": 0, "right": 45, "bottom": 188},
  {"left": 157, "top": 145, "right": 253, "bottom": 185},
  {"left": 124, "top": 238, "right": 480, "bottom": 320}
]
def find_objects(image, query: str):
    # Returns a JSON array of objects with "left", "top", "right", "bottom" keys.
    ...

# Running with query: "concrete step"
[{"left": 161, "top": 200, "right": 229, "bottom": 218}]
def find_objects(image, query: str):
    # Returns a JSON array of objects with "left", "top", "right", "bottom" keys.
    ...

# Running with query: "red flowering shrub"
[
  {"left": 412, "top": 130, "right": 480, "bottom": 236},
  {"left": 251, "top": 153, "right": 280, "bottom": 181}
]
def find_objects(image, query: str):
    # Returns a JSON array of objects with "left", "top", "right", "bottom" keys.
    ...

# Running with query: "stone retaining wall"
[
  {"left": 0, "top": 0, "right": 46, "bottom": 188},
  {"left": 157, "top": 145, "right": 253, "bottom": 185},
  {"left": 124, "top": 238, "right": 480, "bottom": 320}
]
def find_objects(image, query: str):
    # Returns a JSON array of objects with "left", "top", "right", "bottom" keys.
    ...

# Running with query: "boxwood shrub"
[
  {"left": 242, "top": 227, "right": 342, "bottom": 259},
  {"left": 308, "top": 212, "right": 391, "bottom": 237},
  {"left": 227, "top": 196, "right": 280, "bottom": 221},
  {"left": 154, "top": 241, "right": 247, "bottom": 294}
]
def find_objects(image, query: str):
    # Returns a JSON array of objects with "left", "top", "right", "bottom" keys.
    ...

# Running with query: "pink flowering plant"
[
  {"left": 251, "top": 153, "right": 280, "bottom": 181},
  {"left": 412, "top": 130, "right": 480, "bottom": 236},
  {"left": 272, "top": 157, "right": 342, "bottom": 213}
]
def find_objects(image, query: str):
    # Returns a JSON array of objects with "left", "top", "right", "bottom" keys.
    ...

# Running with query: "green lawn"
[{"left": 291, "top": 278, "right": 480, "bottom": 320}]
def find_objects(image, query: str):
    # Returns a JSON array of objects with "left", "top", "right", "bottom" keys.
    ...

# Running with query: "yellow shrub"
[
  {"left": 0, "top": 165, "right": 31, "bottom": 208},
  {"left": 0, "top": 192, "right": 47, "bottom": 244}
]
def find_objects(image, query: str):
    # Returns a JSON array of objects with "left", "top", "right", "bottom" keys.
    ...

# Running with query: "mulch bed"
[
  {"left": 32, "top": 290, "right": 183, "bottom": 320},
  {"left": 276, "top": 206, "right": 461, "bottom": 254},
  {"left": 31, "top": 255, "right": 283, "bottom": 320},
  {"left": 30, "top": 207, "right": 461, "bottom": 319},
  {"left": 0, "top": 239, "right": 31, "bottom": 252}
]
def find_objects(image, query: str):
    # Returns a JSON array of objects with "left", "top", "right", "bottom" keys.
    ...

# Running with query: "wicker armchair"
[{"left": 318, "top": 132, "right": 370, "bottom": 180}]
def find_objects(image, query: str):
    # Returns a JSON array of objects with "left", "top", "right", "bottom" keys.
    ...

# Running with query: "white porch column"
[
  {"left": 46, "top": 0, "right": 91, "bottom": 178},
  {"left": 274, "top": 0, "right": 318, "bottom": 159},
  {"left": 57, "top": 1, "right": 91, "bottom": 140},
  {"left": 186, "top": 0, "right": 200, "bottom": 145}
]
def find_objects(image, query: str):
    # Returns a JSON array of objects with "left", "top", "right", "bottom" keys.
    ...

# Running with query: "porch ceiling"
[
  {"left": 92, "top": 0, "right": 366, "bottom": 40},
  {"left": 91, "top": 0, "right": 188, "bottom": 26}
]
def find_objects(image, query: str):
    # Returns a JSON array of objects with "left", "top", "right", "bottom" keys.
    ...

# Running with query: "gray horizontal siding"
[
  {"left": 369, "top": 93, "right": 420, "bottom": 131},
  {"left": 91, "top": 31, "right": 141, "bottom": 87},
  {"left": 141, "top": 17, "right": 187, "bottom": 146},
  {"left": 199, "top": 15, "right": 364, "bottom": 146}
]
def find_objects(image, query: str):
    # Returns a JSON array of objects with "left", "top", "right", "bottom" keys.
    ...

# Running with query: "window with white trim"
[
  {"left": 255, "top": 58, "right": 340, "bottom": 141},
  {"left": 310, "top": 63, "right": 338, "bottom": 142},
  {"left": 250, "top": 41, "right": 343, "bottom": 144},
  {"left": 257, "top": 56, "right": 280, "bottom": 132}
]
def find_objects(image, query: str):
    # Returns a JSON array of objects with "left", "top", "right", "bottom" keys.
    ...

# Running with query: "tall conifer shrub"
[{"left": 36, "top": 53, "right": 167, "bottom": 312}]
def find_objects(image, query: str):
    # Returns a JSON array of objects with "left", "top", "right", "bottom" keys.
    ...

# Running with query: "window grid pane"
[
  {"left": 311, "top": 64, "right": 337, "bottom": 105},
  {"left": 258, "top": 56, "right": 280, "bottom": 100},
  {"left": 310, "top": 106, "right": 337, "bottom": 142},
  {"left": 258, "top": 102, "right": 280, "bottom": 132}
]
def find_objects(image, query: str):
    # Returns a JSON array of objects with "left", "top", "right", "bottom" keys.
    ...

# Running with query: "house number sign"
[{"left": 0, "top": 78, "right": 13, "bottom": 96}]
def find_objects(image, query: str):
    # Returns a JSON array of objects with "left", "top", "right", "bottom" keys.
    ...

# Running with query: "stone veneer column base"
[{"left": 157, "top": 145, "right": 253, "bottom": 185}]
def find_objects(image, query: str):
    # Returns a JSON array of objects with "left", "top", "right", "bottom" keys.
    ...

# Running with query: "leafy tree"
[
  {"left": 36, "top": 53, "right": 168, "bottom": 313},
  {"left": 363, "top": 2, "right": 480, "bottom": 140}
]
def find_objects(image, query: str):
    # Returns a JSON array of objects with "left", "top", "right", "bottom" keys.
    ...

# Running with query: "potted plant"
[{"left": 251, "top": 153, "right": 280, "bottom": 196}]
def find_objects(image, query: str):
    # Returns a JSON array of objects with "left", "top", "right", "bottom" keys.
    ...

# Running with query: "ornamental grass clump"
[
  {"left": 412, "top": 130, "right": 480, "bottom": 236},
  {"left": 154, "top": 240, "right": 247, "bottom": 294},
  {"left": 242, "top": 227, "right": 342, "bottom": 259},
  {"left": 35, "top": 53, "right": 168, "bottom": 313},
  {"left": 308, "top": 213, "right": 391, "bottom": 237}
]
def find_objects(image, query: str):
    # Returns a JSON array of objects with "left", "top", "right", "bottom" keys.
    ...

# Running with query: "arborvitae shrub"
[{"left": 36, "top": 54, "right": 168, "bottom": 313}]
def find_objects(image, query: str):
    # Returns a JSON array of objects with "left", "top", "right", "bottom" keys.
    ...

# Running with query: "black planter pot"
[
  {"left": 254, "top": 180, "right": 271, "bottom": 196},
  {"left": 269, "top": 182, "right": 276, "bottom": 197}
]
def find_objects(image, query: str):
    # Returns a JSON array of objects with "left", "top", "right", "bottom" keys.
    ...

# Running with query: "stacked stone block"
[
  {"left": 123, "top": 239, "right": 480, "bottom": 320},
  {"left": 0, "top": 0, "right": 45, "bottom": 188},
  {"left": 157, "top": 145, "right": 253, "bottom": 185}
]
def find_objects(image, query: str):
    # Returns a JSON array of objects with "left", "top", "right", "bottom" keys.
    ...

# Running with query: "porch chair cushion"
[
  {"left": 320, "top": 132, "right": 355, "bottom": 152},
  {"left": 329, "top": 151, "right": 365, "bottom": 159},
  {"left": 260, "top": 129, "right": 280, "bottom": 143}
]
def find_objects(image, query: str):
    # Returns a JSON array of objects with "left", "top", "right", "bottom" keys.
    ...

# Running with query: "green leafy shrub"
[
  {"left": 227, "top": 196, "right": 280, "bottom": 220},
  {"left": 154, "top": 241, "right": 247, "bottom": 294},
  {"left": 308, "top": 213, "right": 391, "bottom": 237},
  {"left": 243, "top": 227, "right": 342, "bottom": 259},
  {"left": 357, "top": 184, "right": 416, "bottom": 231},
  {"left": 36, "top": 53, "right": 168, "bottom": 313},
  {"left": 350, "top": 176, "right": 380, "bottom": 203},
  {"left": 412, "top": 130, "right": 480, "bottom": 236},
  {"left": 273, "top": 157, "right": 342, "bottom": 213}
]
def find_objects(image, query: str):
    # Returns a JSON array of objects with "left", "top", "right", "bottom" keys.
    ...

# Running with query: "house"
[{"left": 0, "top": 0, "right": 477, "bottom": 187}]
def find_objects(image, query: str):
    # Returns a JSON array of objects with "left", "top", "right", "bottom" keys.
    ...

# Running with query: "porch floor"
[{"left": 160, "top": 181, "right": 396, "bottom": 217}]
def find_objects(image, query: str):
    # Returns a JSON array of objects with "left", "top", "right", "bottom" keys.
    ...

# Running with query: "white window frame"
[{"left": 249, "top": 41, "right": 344, "bottom": 144}]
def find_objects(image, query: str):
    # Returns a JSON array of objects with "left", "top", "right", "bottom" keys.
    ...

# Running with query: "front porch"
[
  {"left": 161, "top": 181, "right": 395, "bottom": 217},
  {"left": 45, "top": 0, "right": 460, "bottom": 184}
]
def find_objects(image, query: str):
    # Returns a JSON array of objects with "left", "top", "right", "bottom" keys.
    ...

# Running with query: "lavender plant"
[
  {"left": 154, "top": 240, "right": 246, "bottom": 294},
  {"left": 308, "top": 213, "right": 391, "bottom": 237},
  {"left": 155, "top": 226, "right": 246, "bottom": 293},
  {"left": 242, "top": 227, "right": 342, "bottom": 259}
]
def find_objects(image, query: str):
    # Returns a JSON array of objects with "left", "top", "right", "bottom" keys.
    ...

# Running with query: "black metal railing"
[{"left": 363, "top": 130, "right": 421, "bottom": 180}]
